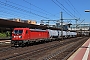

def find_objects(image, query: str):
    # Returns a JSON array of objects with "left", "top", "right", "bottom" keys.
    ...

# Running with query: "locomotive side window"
[{"left": 14, "top": 30, "right": 23, "bottom": 34}]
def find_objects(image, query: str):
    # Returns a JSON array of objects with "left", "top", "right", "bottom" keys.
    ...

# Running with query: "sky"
[{"left": 0, "top": 0, "right": 90, "bottom": 25}]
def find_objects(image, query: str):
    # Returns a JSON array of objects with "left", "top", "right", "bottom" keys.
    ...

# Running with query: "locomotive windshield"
[{"left": 13, "top": 30, "right": 23, "bottom": 34}]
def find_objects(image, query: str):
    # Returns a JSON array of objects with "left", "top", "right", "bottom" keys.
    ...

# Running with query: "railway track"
[
  {"left": 24, "top": 37, "right": 88, "bottom": 60},
  {"left": 0, "top": 46, "right": 15, "bottom": 52},
  {"left": 46, "top": 37, "right": 88, "bottom": 60},
  {"left": 0, "top": 37, "right": 88, "bottom": 60}
]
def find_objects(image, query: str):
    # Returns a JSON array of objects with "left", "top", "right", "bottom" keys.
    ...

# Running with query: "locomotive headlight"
[
  {"left": 14, "top": 36, "right": 15, "bottom": 38},
  {"left": 19, "top": 36, "right": 22, "bottom": 38}
]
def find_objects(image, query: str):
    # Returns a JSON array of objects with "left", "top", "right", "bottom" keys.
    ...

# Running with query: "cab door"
[{"left": 25, "top": 30, "right": 30, "bottom": 40}]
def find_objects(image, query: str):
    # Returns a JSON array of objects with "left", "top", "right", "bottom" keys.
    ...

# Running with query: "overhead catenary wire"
[
  {"left": 0, "top": 5, "right": 32, "bottom": 19},
  {"left": 0, "top": 0, "right": 50, "bottom": 19},
  {"left": 65, "top": 0, "right": 79, "bottom": 18},
  {"left": 0, "top": 10, "right": 25, "bottom": 19},
  {"left": 23, "top": 0, "right": 59, "bottom": 18},
  {"left": 65, "top": 0, "right": 75, "bottom": 14},
  {"left": 56, "top": 0, "right": 77, "bottom": 19},
  {"left": 67, "top": 0, "right": 82, "bottom": 17},
  {"left": 52, "top": 0, "right": 76, "bottom": 19},
  {"left": 52, "top": 0, "right": 83, "bottom": 28},
  {"left": 0, "top": 1, "right": 30, "bottom": 19},
  {"left": 5, "top": 0, "right": 50, "bottom": 17},
  {"left": 67, "top": 0, "right": 85, "bottom": 25},
  {"left": 1, "top": 0, "right": 83, "bottom": 25}
]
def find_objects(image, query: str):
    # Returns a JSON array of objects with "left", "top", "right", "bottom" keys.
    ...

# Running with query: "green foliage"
[
  {"left": 0, "top": 33, "right": 7, "bottom": 37},
  {"left": 0, "top": 31, "right": 10, "bottom": 37}
]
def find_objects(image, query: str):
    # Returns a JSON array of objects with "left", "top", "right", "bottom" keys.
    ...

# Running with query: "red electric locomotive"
[{"left": 11, "top": 28, "right": 49, "bottom": 46}]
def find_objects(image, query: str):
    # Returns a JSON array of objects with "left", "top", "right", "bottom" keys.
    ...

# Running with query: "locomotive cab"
[
  {"left": 12, "top": 29, "right": 23, "bottom": 40},
  {"left": 12, "top": 30, "right": 23, "bottom": 38},
  {"left": 11, "top": 28, "right": 30, "bottom": 46}
]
